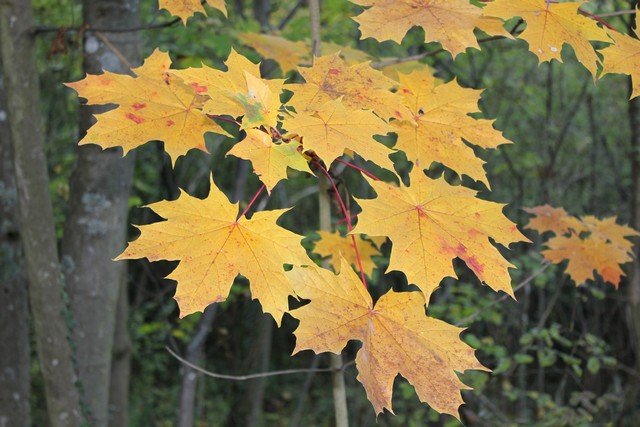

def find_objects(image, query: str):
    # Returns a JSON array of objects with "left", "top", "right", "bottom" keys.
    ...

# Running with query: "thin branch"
[
  {"left": 371, "top": 20, "right": 523, "bottom": 69},
  {"left": 32, "top": 18, "right": 182, "bottom": 35},
  {"left": 278, "top": 0, "right": 306, "bottom": 31},
  {"left": 597, "top": 9, "right": 636, "bottom": 18},
  {"left": 166, "top": 346, "right": 353, "bottom": 381},
  {"left": 455, "top": 261, "right": 552, "bottom": 327},
  {"left": 94, "top": 31, "right": 133, "bottom": 69}
]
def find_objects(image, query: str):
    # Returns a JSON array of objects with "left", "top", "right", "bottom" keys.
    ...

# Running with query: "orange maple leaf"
[
  {"left": 483, "top": 0, "right": 610, "bottom": 76},
  {"left": 285, "top": 53, "right": 412, "bottom": 122},
  {"left": 525, "top": 206, "right": 639, "bottom": 287},
  {"left": 226, "top": 129, "right": 312, "bottom": 193},
  {"left": 116, "top": 177, "right": 312, "bottom": 325},
  {"left": 581, "top": 216, "right": 640, "bottom": 253},
  {"left": 394, "top": 67, "right": 510, "bottom": 186},
  {"left": 542, "top": 234, "right": 632, "bottom": 288},
  {"left": 312, "top": 230, "right": 380, "bottom": 277},
  {"left": 350, "top": 0, "right": 512, "bottom": 57},
  {"left": 159, "top": 0, "right": 227, "bottom": 24},
  {"left": 524, "top": 204, "right": 587, "bottom": 236},
  {"left": 282, "top": 99, "right": 396, "bottom": 172},
  {"left": 288, "top": 259, "right": 486, "bottom": 417},
  {"left": 66, "top": 49, "right": 229, "bottom": 165},
  {"left": 353, "top": 168, "right": 527, "bottom": 302}
]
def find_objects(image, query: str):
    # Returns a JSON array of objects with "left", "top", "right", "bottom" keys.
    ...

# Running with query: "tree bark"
[
  {"left": 0, "top": 1, "right": 84, "bottom": 425},
  {"left": 0, "top": 55, "right": 31, "bottom": 427},
  {"left": 61, "top": 1, "right": 141, "bottom": 426}
]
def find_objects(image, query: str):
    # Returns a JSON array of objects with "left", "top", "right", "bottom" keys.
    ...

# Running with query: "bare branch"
[
  {"left": 166, "top": 346, "right": 354, "bottom": 381},
  {"left": 456, "top": 261, "right": 552, "bottom": 327}
]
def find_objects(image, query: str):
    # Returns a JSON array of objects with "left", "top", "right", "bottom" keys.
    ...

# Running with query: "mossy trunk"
[{"left": 60, "top": 1, "right": 141, "bottom": 425}]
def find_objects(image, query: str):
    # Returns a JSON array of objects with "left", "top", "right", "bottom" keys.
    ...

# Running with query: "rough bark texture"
[
  {"left": 61, "top": 1, "right": 141, "bottom": 426},
  {"left": 0, "top": 1, "right": 84, "bottom": 426},
  {"left": 0, "top": 55, "right": 31, "bottom": 427}
]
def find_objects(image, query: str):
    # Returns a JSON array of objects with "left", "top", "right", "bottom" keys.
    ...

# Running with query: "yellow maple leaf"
[
  {"left": 394, "top": 68, "right": 510, "bottom": 186},
  {"left": 600, "top": 9, "right": 640, "bottom": 99},
  {"left": 239, "top": 32, "right": 310, "bottom": 74},
  {"left": 116, "top": 177, "right": 312, "bottom": 325},
  {"left": 524, "top": 204, "right": 587, "bottom": 236},
  {"left": 288, "top": 259, "right": 486, "bottom": 417},
  {"left": 159, "top": 0, "right": 227, "bottom": 24},
  {"left": 172, "top": 49, "right": 284, "bottom": 124},
  {"left": 312, "top": 230, "right": 380, "bottom": 277},
  {"left": 227, "top": 129, "right": 312, "bottom": 193},
  {"left": 542, "top": 234, "right": 632, "bottom": 288},
  {"left": 285, "top": 53, "right": 413, "bottom": 122},
  {"left": 283, "top": 99, "right": 395, "bottom": 172},
  {"left": 66, "top": 49, "right": 228, "bottom": 165},
  {"left": 350, "top": 0, "right": 511, "bottom": 57},
  {"left": 352, "top": 168, "right": 527, "bottom": 302},
  {"left": 482, "top": 0, "right": 610, "bottom": 76}
]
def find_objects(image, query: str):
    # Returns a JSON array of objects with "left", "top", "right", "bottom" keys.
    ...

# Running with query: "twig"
[
  {"left": 455, "top": 261, "right": 552, "bottom": 327},
  {"left": 371, "top": 20, "right": 523, "bottom": 69},
  {"left": 93, "top": 31, "right": 133, "bottom": 69},
  {"left": 32, "top": 18, "right": 182, "bottom": 35},
  {"left": 166, "top": 346, "right": 353, "bottom": 381},
  {"left": 278, "top": 0, "right": 306, "bottom": 31}
]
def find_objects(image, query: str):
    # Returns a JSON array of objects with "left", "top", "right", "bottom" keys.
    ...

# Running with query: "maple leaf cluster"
[
  {"left": 66, "top": 0, "right": 640, "bottom": 420},
  {"left": 525, "top": 205, "right": 640, "bottom": 287}
]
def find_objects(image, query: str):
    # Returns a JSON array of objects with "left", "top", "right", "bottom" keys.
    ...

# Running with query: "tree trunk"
[
  {"left": 177, "top": 305, "right": 218, "bottom": 427},
  {"left": 243, "top": 312, "right": 273, "bottom": 427},
  {"left": 0, "top": 55, "right": 31, "bottom": 427},
  {"left": 0, "top": 1, "right": 84, "bottom": 425},
  {"left": 108, "top": 275, "right": 132, "bottom": 427},
  {"left": 627, "top": 85, "right": 640, "bottom": 404},
  {"left": 61, "top": 1, "right": 141, "bottom": 426}
]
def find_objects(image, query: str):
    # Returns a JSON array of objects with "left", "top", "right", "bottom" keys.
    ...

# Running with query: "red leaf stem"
[
  {"left": 335, "top": 158, "right": 381, "bottom": 181},
  {"left": 314, "top": 161, "right": 368, "bottom": 289},
  {"left": 239, "top": 184, "right": 266, "bottom": 219}
]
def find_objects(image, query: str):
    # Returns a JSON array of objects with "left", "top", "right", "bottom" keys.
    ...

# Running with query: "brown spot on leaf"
[
  {"left": 132, "top": 102, "right": 146, "bottom": 110},
  {"left": 126, "top": 113, "right": 145, "bottom": 124},
  {"left": 328, "top": 68, "right": 341, "bottom": 75},
  {"left": 166, "top": 119, "right": 175, "bottom": 127}
]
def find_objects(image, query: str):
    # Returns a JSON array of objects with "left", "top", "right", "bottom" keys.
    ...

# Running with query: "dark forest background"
[{"left": 2, "top": 0, "right": 640, "bottom": 426}]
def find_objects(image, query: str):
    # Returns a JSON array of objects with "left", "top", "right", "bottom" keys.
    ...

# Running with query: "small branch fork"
[{"left": 166, "top": 346, "right": 354, "bottom": 380}]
